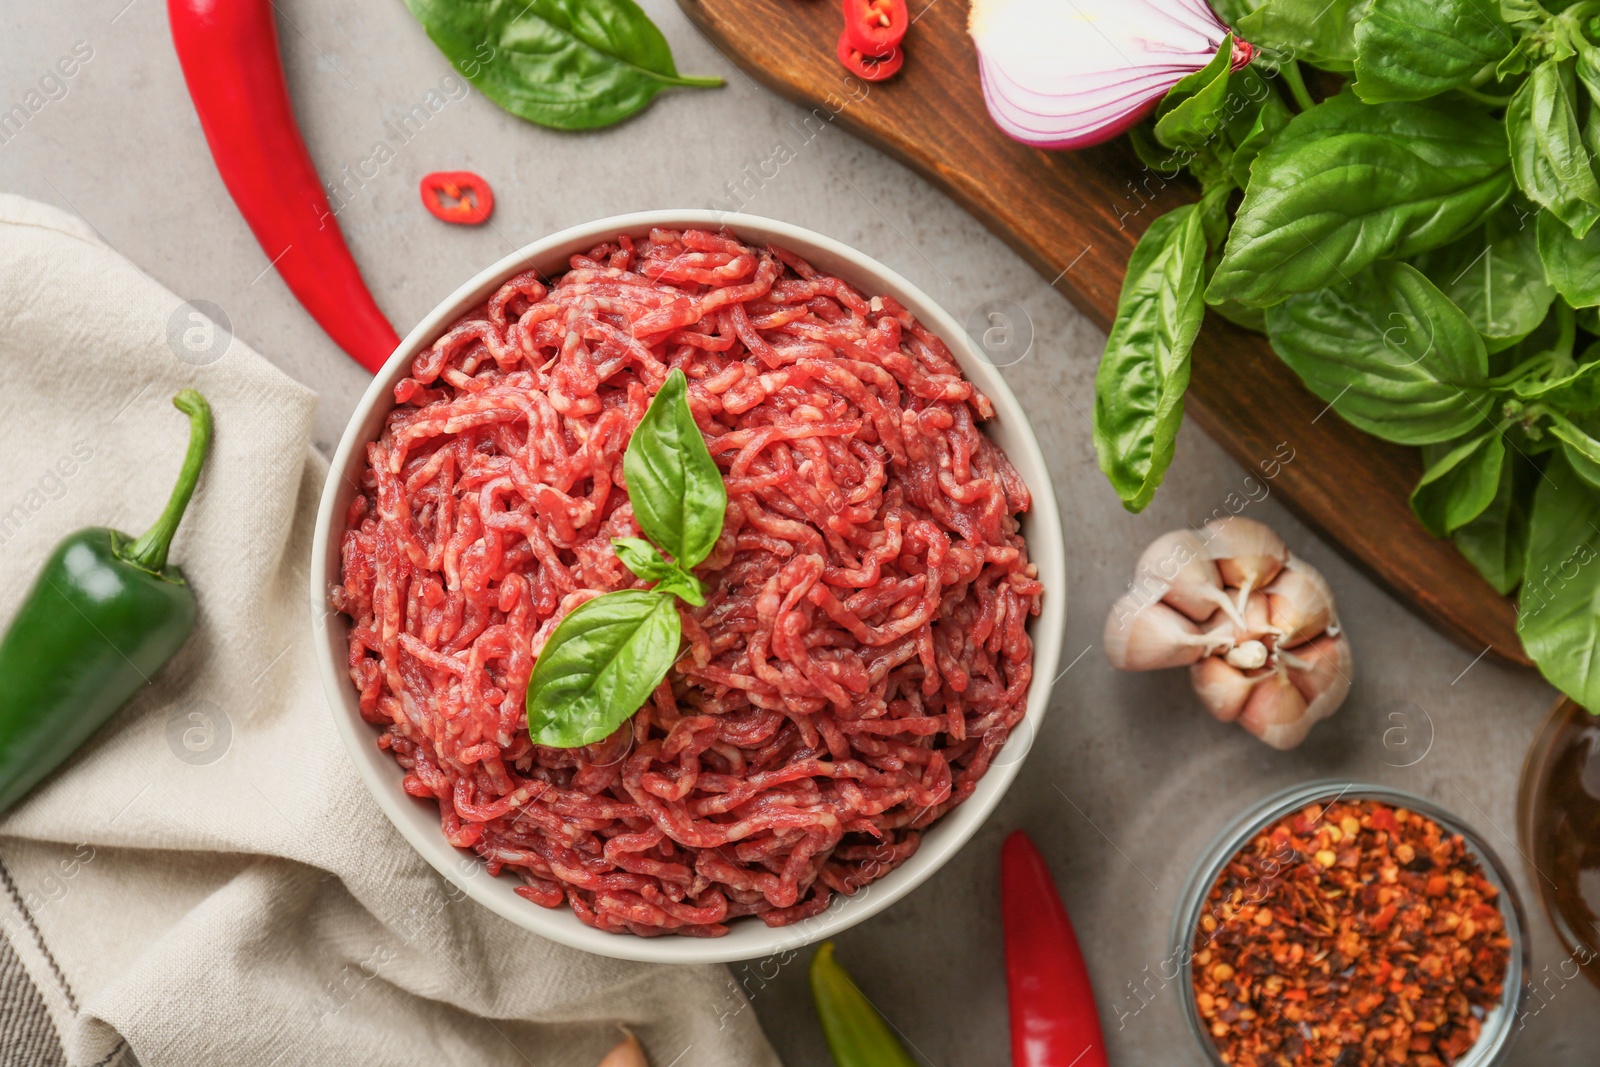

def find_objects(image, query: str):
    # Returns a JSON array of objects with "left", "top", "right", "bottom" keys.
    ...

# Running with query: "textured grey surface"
[{"left": 1, "top": 1, "right": 1594, "bottom": 1063}]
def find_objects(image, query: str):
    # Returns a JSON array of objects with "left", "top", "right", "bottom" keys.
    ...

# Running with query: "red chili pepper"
[
  {"left": 1001, "top": 831, "right": 1110, "bottom": 1067},
  {"left": 842, "top": 0, "right": 909, "bottom": 56},
  {"left": 420, "top": 171, "right": 495, "bottom": 225},
  {"left": 167, "top": 0, "right": 401, "bottom": 373},
  {"left": 837, "top": 31, "right": 904, "bottom": 82}
]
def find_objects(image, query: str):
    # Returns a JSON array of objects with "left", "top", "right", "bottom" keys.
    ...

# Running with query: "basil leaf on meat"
[
  {"left": 1352, "top": 0, "right": 1514, "bottom": 103},
  {"left": 1411, "top": 429, "right": 1507, "bottom": 536},
  {"left": 1236, "top": 0, "right": 1370, "bottom": 72},
  {"left": 402, "top": 0, "right": 722, "bottom": 131},
  {"left": 526, "top": 589, "right": 681, "bottom": 747},
  {"left": 1265, "top": 262, "right": 1493, "bottom": 444},
  {"left": 624, "top": 368, "right": 727, "bottom": 571},
  {"left": 1508, "top": 60, "right": 1600, "bottom": 238},
  {"left": 1208, "top": 91, "right": 1512, "bottom": 307},
  {"left": 1453, "top": 456, "right": 1532, "bottom": 594},
  {"left": 613, "top": 536, "right": 706, "bottom": 606},
  {"left": 1517, "top": 450, "right": 1600, "bottom": 710},
  {"left": 1094, "top": 204, "right": 1208, "bottom": 512},
  {"left": 1537, "top": 209, "right": 1600, "bottom": 306},
  {"left": 1413, "top": 203, "right": 1554, "bottom": 352}
]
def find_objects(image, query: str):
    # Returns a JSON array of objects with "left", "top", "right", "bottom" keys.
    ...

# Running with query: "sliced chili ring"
[
  {"left": 837, "top": 31, "right": 904, "bottom": 82},
  {"left": 842, "top": 0, "right": 909, "bottom": 56},
  {"left": 420, "top": 171, "right": 495, "bottom": 225}
]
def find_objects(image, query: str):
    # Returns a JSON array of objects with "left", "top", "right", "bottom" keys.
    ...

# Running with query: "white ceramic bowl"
[{"left": 311, "top": 211, "right": 1067, "bottom": 963}]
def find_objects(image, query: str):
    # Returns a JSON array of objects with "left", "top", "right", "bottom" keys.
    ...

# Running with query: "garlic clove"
[
  {"left": 1236, "top": 670, "right": 1312, "bottom": 751},
  {"left": 1134, "top": 529, "right": 1240, "bottom": 624},
  {"left": 1203, "top": 516, "right": 1289, "bottom": 610},
  {"left": 1239, "top": 590, "right": 1276, "bottom": 638},
  {"left": 1225, "top": 639, "right": 1269, "bottom": 670},
  {"left": 1103, "top": 595, "right": 1231, "bottom": 671},
  {"left": 1280, "top": 632, "right": 1352, "bottom": 725},
  {"left": 1264, "top": 554, "right": 1337, "bottom": 649},
  {"left": 1191, "top": 655, "right": 1258, "bottom": 723},
  {"left": 597, "top": 1030, "right": 648, "bottom": 1067}
]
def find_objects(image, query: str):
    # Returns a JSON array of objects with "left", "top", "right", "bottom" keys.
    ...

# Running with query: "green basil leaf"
[
  {"left": 1499, "top": 0, "right": 1549, "bottom": 28},
  {"left": 1537, "top": 209, "right": 1600, "bottom": 306},
  {"left": 1237, "top": 0, "right": 1371, "bottom": 72},
  {"left": 1413, "top": 202, "right": 1555, "bottom": 352},
  {"left": 1229, "top": 86, "right": 1293, "bottom": 189},
  {"left": 613, "top": 537, "right": 706, "bottom": 606},
  {"left": 1352, "top": 0, "right": 1514, "bottom": 102},
  {"left": 1210, "top": 0, "right": 1266, "bottom": 22},
  {"left": 1209, "top": 90, "right": 1512, "bottom": 307},
  {"left": 1453, "top": 454, "right": 1532, "bottom": 594},
  {"left": 1549, "top": 414, "right": 1600, "bottom": 489},
  {"left": 624, "top": 368, "right": 727, "bottom": 570},
  {"left": 1517, "top": 450, "right": 1600, "bottom": 709},
  {"left": 1155, "top": 36, "right": 1236, "bottom": 150},
  {"left": 1508, "top": 60, "right": 1600, "bottom": 238},
  {"left": 1094, "top": 205, "right": 1208, "bottom": 512},
  {"left": 402, "top": 0, "right": 722, "bottom": 132},
  {"left": 1517, "top": 347, "right": 1600, "bottom": 411},
  {"left": 1411, "top": 429, "right": 1507, "bottom": 535},
  {"left": 526, "top": 589, "right": 680, "bottom": 748},
  {"left": 1265, "top": 261, "right": 1493, "bottom": 443}
]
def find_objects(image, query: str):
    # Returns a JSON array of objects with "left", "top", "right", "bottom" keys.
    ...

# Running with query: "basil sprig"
[
  {"left": 402, "top": 0, "right": 722, "bottom": 131},
  {"left": 1094, "top": 1, "right": 1600, "bottom": 708},
  {"left": 525, "top": 369, "right": 726, "bottom": 748}
]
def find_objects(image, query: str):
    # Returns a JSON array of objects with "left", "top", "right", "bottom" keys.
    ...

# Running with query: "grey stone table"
[{"left": 3, "top": 1, "right": 1594, "bottom": 1063}]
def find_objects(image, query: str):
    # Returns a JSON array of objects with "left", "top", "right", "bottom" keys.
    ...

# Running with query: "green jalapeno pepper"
[
  {"left": 0, "top": 389, "right": 212, "bottom": 814},
  {"left": 810, "top": 941, "right": 918, "bottom": 1067}
]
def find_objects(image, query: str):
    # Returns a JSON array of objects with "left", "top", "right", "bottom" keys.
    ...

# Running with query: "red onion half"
[{"left": 969, "top": 0, "right": 1252, "bottom": 150}]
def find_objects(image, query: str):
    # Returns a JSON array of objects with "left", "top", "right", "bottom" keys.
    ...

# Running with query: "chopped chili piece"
[
  {"left": 842, "top": 0, "right": 908, "bottom": 56},
  {"left": 1191, "top": 798, "right": 1511, "bottom": 1067},
  {"left": 420, "top": 170, "right": 495, "bottom": 225},
  {"left": 837, "top": 31, "right": 903, "bottom": 82}
]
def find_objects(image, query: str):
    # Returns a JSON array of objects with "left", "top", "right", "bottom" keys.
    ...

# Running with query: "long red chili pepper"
[
  {"left": 167, "top": 0, "right": 400, "bottom": 373},
  {"left": 1001, "top": 831, "right": 1110, "bottom": 1067}
]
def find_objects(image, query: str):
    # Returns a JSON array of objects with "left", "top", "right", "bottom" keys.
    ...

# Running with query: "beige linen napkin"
[{"left": 0, "top": 195, "right": 780, "bottom": 1067}]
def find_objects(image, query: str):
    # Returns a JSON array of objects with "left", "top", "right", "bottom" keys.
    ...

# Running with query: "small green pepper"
[
  {"left": 0, "top": 389, "right": 212, "bottom": 814},
  {"left": 809, "top": 941, "right": 918, "bottom": 1067}
]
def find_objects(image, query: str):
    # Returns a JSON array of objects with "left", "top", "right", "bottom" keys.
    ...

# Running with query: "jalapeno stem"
[{"left": 120, "top": 389, "right": 213, "bottom": 575}]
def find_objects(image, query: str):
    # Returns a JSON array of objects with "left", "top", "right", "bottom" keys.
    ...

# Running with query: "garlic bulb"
[{"left": 1107, "top": 519, "right": 1351, "bottom": 749}]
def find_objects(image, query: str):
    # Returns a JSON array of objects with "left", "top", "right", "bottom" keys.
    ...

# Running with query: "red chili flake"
[
  {"left": 420, "top": 170, "right": 494, "bottom": 225},
  {"left": 1190, "top": 799, "right": 1511, "bottom": 1067}
]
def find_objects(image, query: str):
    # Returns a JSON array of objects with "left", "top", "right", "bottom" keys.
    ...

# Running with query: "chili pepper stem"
[{"left": 119, "top": 389, "right": 213, "bottom": 575}]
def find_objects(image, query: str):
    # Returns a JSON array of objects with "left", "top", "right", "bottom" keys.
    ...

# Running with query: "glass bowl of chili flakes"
[{"left": 1173, "top": 781, "right": 1530, "bottom": 1067}]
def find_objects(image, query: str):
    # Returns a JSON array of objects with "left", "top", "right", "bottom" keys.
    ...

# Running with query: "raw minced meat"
[{"left": 332, "top": 227, "right": 1042, "bottom": 936}]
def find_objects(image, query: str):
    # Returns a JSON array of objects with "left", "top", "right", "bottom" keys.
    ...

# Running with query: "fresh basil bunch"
[
  {"left": 1094, "top": 0, "right": 1600, "bottom": 708},
  {"left": 403, "top": 0, "right": 722, "bottom": 130},
  {"left": 524, "top": 370, "right": 726, "bottom": 748}
]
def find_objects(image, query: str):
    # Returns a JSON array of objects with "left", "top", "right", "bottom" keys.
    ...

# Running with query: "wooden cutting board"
[{"left": 678, "top": 0, "right": 1530, "bottom": 666}]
